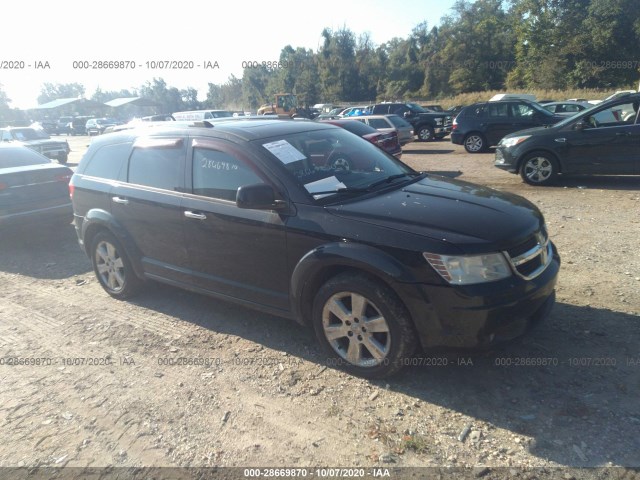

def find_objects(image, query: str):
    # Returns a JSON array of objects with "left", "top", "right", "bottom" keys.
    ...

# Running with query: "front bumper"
[
  {"left": 494, "top": 146, "right": 519, "bottom": 173},
  {"left": 402, "top": 245, "right": 560, "bottom": 349}
]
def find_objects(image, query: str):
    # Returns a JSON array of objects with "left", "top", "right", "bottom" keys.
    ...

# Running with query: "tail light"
[
  {"left": 0, "top": 182, "right": 6, "bottom": 191},
  {"left": 68, "top": 176, "right": 75, "bottom": 199},
  {"left": 452, "top": 118, "right": 458, "bottom": 130}
]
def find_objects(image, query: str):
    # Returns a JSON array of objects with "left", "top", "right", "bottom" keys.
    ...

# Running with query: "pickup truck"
[
  {"left": 369, "top": 102, "right": 452, "bottom": 141},
  {"left": 0, "top": 127, "right": 71, "bottom": 164}
]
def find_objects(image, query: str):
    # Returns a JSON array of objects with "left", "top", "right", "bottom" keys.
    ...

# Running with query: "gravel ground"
[{"left": 0, "top": 136, "right": 638, "bottom": 480}]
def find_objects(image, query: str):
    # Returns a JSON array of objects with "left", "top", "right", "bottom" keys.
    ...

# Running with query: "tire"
[
  {"left": 519, "top": 152, "right": 559, "bottom": 186},
  {"left": 58, "top": 154, "right": 68, "bottom": 165},
  {"left": 312, "top": 272, "right": 418, "bottom": 378},
  {"left": 417, "top": 126, "right": 435, "bottom": 142},
  {"left": 330, "top": 155, "right": 353, "bottom": 171},
  {"left": 91, "top": 231, "right": 143, "bottom": 299},
  {"left": 463, "top": 133, "right": 486, "bottom": 153}
]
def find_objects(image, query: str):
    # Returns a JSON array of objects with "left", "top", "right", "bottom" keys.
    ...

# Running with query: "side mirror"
[
  {"left": 236, "top": 183, "right": 284, "bottom": 210},
  {"left": 574, "top": 121, "right": 589, "bottom": 131}
]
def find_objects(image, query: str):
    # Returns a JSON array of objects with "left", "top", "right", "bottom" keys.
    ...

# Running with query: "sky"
[{"left": 0, "top": 0, "right": 456, "bottom": 109}]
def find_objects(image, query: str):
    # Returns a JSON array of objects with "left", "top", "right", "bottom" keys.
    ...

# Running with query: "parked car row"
[
  {"left": 495, "top": 93, "right": 640, "bottom": 185},
  {"left": 313, "top": 102, "right": 452, "bottom": 143},
  {"left": 448, "top": 91, "right": 640, "bottom": 185}
]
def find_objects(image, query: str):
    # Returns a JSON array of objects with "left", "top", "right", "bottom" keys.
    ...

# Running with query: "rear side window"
[
  {"left": 487, "top": 103, "right": 509, "bottom": 118},
  {"left": 81, "top": 142, "right": 132, "bottom": 180},
  {"left": 128, "top": 138, "right": 185, "bottom": 191},
  {"left": 367, "top": 118, "right": 391, "bottom": 129},
  {"left": 192, "top": 148, "right": 263, "bottom": 201},
  {"left": 336, "top": 120, "right": 377, "bottom": 136}
]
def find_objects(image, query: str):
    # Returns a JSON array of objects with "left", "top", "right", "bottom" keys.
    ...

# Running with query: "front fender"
[
  {"left": 289, "top": 241, "right": 420, "bottom": 326},
  {"left": 81, "top": 209, "right": 145, "bottom": 278}
]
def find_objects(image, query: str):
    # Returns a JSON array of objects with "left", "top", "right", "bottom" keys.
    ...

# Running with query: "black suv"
[
  {"left": 70, "top": 119, "right": 559, "bottom": 378},
  {"left": 495, "top": 93, "right": 640, "bottom": 185},
  {"left": 369, "top": 103, "right": 452, "bottom": 141},
  {"left": 451, "top": 100, "right": 565, "bottom": 153}
]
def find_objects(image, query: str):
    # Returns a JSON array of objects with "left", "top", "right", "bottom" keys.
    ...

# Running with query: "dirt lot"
[{"left": 1, "top": 135, "right": 639, "bottom": 478}]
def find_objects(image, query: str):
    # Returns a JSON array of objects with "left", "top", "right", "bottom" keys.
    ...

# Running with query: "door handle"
[
  {"left": 554, "top": 138, "right": 567, "bottom": 143},
  {"left": 615, "top": 132, "right": 630, "bottom": 137},
  {"left": 112, "top": 196, "right": 129, "bottom": 205},
  {"left": 184, "top": 210, "right": 207, "bottom": 220}
]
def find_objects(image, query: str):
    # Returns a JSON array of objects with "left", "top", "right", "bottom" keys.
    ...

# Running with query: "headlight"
[
  {"left": 435, "top": 118, "right": 443, "bottom": 125},
  {"left": 423, "top": 252, "right": 512, "bottom": 285},
  {"left": 499, "top": 135, "right": 531, "bottom": 148}
]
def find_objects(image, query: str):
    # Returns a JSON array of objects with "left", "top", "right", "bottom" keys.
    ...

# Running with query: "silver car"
[{"left": 351, "top": 114, "right": 415, "bottom": 145}]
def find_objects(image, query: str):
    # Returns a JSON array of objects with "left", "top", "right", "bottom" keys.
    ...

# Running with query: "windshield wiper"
[
  {"left": 366, "top": 171, "right": 425, "bottom": 190},
  {"left": 309, "top": 186, "right": 370, "bottom": 196}
]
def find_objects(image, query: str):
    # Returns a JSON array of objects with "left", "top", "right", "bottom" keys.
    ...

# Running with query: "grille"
[{"left": 504, "top": 228, "right": 552, "bottom": 280}]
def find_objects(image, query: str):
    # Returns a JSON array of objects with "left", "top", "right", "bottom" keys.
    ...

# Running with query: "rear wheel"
[
  {"left": 91, "top": 231, "right": 143, "bottom": 298},
  {"left": 312, "top": 273, "right": 417, "bottom": 378},
  {"left": 520, "top": 152, "right": 559, "bottom": 186}
]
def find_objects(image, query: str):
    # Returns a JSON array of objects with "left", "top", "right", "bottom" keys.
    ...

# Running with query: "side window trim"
[{"left": 126, "top": 136, "right": 187, "bottom": 192}]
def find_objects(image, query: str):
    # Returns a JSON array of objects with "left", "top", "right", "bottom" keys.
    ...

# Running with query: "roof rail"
[{"left": 191, "top": 121, "right": 214, "bottom": 128}]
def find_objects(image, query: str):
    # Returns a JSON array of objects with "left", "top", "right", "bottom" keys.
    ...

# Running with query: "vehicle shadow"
[
  {"left": 408, "top": 149, "right": 455, "bottom": 155},
  {"left": 555, "top": 175, "right": 640, "bottom": 191},
  {"left": 0, "top": 222, "right": 90, "bottom": 279},
  {"left": 127, "top": 286, "right": 640, "bottom": 467},
  {"left": 388, "top": 301, "right": 640, "bottom": 467}
]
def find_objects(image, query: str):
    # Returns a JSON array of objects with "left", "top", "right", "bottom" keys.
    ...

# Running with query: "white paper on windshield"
[
  {"left": 262, "top": 139, "right": 306, "bottom": 165},
  {"left": 305, "top": 176, "right": 346, "bottom": 199}
]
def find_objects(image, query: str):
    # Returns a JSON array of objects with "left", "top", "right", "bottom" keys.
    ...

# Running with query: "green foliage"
[{"left": 37, "top": 83, "right": 85, "bottom": 104}]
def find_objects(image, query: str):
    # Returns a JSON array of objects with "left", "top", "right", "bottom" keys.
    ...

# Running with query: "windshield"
[
  {"left": 10, "top": 128, "right": 50, "bottom": 140},
  {"left": 257, "top": 128, "right": 415, "bottom": 202}
]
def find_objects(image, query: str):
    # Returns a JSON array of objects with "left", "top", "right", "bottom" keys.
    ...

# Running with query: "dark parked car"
[
  {"left": 0, "top": 127, "right": 71, "bottom": 164},
  {"left": 319, "top": 118, "right": 402, "bottom": 159},
  {"left": 86, "top": 118, "right": 121, "bottom": 136},
  {"left": 70, "top": 120, "right": 559, "bottom": 378},
  {"left": 451, "top": 100, "right": 565, "bottom": 153},
  {"left": 495, "top": 93, "right": 640, "bottom": 185},
  {"left": 369, "top": 102, "right": 452, "bottom": 141},
  {"left": 0, "top": 144, "right": 73, "bottom": 226}
]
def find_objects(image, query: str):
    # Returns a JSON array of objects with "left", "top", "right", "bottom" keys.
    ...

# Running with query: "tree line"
[{"left": 1, "top": 0, "right": 639, "bottom": 120}]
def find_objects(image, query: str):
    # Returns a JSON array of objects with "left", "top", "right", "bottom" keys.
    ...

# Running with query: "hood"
[
  {"left": 503, "top": 121, "right": 563, "bottom": 139},
  {"left": 326, "top": 175, "right": 544, "bottom": 253}
]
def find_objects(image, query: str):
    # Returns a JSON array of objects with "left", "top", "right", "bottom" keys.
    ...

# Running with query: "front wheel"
[
  {"left": 417, "top": 126, "right": 434, "bottom": 142},
  {"left": 58, "top": 154, "right": 68, "bottom": 165},
  {"left": 312, "top": 273, "right": 418, "bottom": 378},
  {"left": 520, "top": 152, "right": 559, "bottom": 186},
  {"left": 91, "top": 231, "right": 143, "bottom": 298}
]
